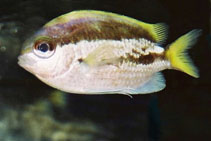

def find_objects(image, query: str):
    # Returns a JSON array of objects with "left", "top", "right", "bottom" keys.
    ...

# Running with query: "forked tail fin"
[{"left": 165, "top": 29, "right": 202, "bottom": 78}]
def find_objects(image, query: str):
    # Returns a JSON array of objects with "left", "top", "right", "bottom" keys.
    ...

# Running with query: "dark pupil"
[{"left": 38, "top": 43, "right": 49, "bottom": 52}]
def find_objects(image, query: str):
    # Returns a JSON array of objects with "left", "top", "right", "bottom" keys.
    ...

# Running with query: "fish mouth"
[{"left": 18, "top": 54, "right": 36, "bottom": 71}]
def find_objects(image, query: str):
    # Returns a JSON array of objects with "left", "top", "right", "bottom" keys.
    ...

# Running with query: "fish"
[{"left": 18, "top": 10, "right": 201, "bottom": 95}]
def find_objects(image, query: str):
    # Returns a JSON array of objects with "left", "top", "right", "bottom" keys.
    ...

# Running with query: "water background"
[{"left": 0, "top": 0, "right": 210, "bottom": 141}]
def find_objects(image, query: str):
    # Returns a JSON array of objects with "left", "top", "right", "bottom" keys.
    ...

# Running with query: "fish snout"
[{"left": 18, "top": 54, "right": 36, "bottom": 69}]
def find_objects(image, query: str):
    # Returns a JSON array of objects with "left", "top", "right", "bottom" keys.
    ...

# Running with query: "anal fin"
[{"left": 124, "top": 72, "right": 166, "bottom": 94}]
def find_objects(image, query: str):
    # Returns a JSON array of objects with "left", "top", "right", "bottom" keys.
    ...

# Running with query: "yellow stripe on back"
[{"left": 44, "top": 10, "right": 168, "bottom": 43}]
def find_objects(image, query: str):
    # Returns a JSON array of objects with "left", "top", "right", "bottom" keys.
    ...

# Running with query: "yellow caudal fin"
[{"left": 165, "top": 29, "right": 202, "bottom": 78}]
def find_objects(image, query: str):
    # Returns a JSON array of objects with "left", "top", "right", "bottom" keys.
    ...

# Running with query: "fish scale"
[
  {"left": 84, "top": 53, "right": 163, "bottom": 90},
  {"left": 73, "top": 48, "right": 169, "bottom": 92}
]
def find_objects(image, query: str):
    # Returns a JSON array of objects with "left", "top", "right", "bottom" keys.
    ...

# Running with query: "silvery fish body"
[{"left": 18, "top": 10, "right": 201, "bottom": 95}]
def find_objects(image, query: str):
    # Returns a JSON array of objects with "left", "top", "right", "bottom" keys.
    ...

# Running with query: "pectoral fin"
[{"left": 83, "top": 44, "right": 120, "bottom": 67}]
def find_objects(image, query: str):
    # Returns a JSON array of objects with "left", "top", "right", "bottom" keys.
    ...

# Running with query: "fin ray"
[
  {"left": 153, "top": 23, "right": 168, "bottom": 44},
  {"left": 138, "top": 22, "right": 168, "bottom": 44}
]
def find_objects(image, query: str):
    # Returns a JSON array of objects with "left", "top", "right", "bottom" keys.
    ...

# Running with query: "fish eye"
[
  {"left": 33, "top": 42, "right": 55, "bottom": 58},
  {"left": 38, "top": 43, "right": 49, "bottom": 52}
]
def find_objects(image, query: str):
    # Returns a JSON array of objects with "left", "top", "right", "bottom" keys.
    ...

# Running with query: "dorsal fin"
[
  {"left": 153, "top": 23, "right": 168, "bottom": 44},
  {"left": 139, "top": 22, "right": 168, "bottom": 44}
]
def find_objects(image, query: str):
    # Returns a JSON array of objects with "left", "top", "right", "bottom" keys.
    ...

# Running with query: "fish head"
[{"left": 18, "top": 26, "right": 75, "bottom": 79}]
